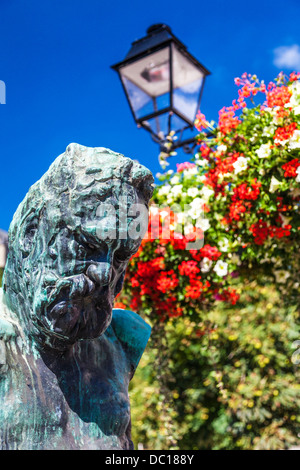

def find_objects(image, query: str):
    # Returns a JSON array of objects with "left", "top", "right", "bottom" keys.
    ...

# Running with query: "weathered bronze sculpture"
[{"left": 0, "top": 143, "right": 154, "bottom": 450}]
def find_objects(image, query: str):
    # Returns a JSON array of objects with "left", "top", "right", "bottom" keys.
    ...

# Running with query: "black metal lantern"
[{"left": 111, "top": 24, "right": 210, "bottom": 154}]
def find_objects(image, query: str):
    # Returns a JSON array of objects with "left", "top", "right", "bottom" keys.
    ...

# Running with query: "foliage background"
[{"left": 129, "top": 280, "right": 299, "bottom": 450}]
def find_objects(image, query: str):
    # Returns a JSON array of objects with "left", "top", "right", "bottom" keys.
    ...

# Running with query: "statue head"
[{"left": 3, "top": 144, "right": 153, "bottom": 350}]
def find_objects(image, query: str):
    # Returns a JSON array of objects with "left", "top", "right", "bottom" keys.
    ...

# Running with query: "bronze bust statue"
[{"left": 0, "top": 143, "right": 154, "bottom": 450}]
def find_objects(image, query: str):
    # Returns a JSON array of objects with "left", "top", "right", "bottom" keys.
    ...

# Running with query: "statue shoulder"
[{"left": 111, "top": 309, "right": 151, "bottom": 373}]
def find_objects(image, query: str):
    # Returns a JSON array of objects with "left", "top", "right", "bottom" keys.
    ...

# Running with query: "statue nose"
[{"left": 86, "top": 262, "right": 112, "bottom": 286}]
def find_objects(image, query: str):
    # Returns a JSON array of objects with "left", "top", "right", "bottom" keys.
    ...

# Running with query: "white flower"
[
  {"left": 274, "top": 137, "right": 289, "bottom": 146},
  {"left": 288, "top": 129, "right": 300, "bottom": 150},
  {"left": 184, "top": 167, "right": 198, "bottom": 178},
  {"left": 188, "top": 197, "right": 205, "bottom": 220},
  {"left": 190, "top": 197, "right": 205, "bottom": 209},
  {"left": 219, "top": 238, "right": 229, "bottom": 252},
  {"left": 195, "top": 157, "right": 208, "bottom": 168},
  {"left": 274, "top": 270, "right": 290, "bottom": 284},
  {"left": 288, "top": 81, "right": 300, "bottom": 109},
  {"left": 269, "top": 176, "right": 283, "bottom": 193},
  {"left": 170, "top": 184, "right": 183, "bottom": 197},
  {"left": 170, "top": 175, "right": 181, "bottom": 185},
  {"left": 184, "top": 223, "right": 194, "bottom": 235},
  {"left": 271, "top": 107, "right": 282, "bottom": 125},
  {"left": 196, "top": 175, "right": 206, "bottom": 183},
  {"left": 263, "top": 106, "right": 272, "bottom": 114},
  {"left": 200, "top": 186, "right": 214, "bottom": 201},
  {"left": 195, "top": 218, "right": 210, "bottom": 231},
  {"left": 217, "top": 144, "right": 227, "bottom": 153},
  {"left": 158, "top": 184, "right": 171, "bottom": 196},
  {"left": 256, "top": 142, "right": 272, "bottom": 159},
  {"left": 200, "top": 257, "right": 212, "bottom": 273},
  {"left": 214, "top": 260, "right": 228, "bottom": 277},
  {"left": 175, "top": 212, "right": 187, "bottom": 227},
  {"left": 233, "top": 156, "right": 249, "bottom": 174},
  {"left": 293, "top": 105, "right": 300, "bottom": 115},
  {"left": 188, "top": 206, "right": 201, "bottom": 220},
  {"left": 219, "top": 172, "right": 231, "bottom": 181},
  {"left": 296, "top": 167, "right": 300, "bottom": 183},
  {"left": 187, "top": 187, "right": 199, "bottom": 198}
]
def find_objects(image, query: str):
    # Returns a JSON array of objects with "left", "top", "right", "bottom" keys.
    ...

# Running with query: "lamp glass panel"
[
  {"left": 142, "top": 113, "right": 169, "bottom": 138},
  {"left": 172, "top": 44, "right": 204, "bottom": 122},
  {"left": 120, "top": 48, "right": 171, "bottom": 113},
  {"left": 171, "top": 113, "right": 190, "bottom": 133},
  {"left": 121, "top": 77, "right": 154, "bottom": 119}
]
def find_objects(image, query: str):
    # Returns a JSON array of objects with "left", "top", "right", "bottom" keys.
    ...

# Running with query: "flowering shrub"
[
  {"left": 192, "top": 72, "right": 300, "bottom": 301},
  {"left": 119, "top": 71, "right": 300, "bottom": 322}
]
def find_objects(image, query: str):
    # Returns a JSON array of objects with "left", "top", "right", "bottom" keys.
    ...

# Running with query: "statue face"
[{"left": 21, "top": 183, "right": 148, "bottom": 345}]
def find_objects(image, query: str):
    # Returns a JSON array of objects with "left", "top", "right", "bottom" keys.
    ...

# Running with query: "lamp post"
[{"left": 111, "top": 24, "right": 210, "bottom": 156}]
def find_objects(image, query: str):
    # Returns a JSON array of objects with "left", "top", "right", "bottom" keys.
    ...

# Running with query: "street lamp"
[{"left": 111, "top": 24, "right": 210, "bottom": 155}]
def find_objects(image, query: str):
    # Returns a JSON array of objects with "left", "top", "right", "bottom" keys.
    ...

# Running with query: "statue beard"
[{"left": 36, "top": 272, "right": 116, "bottom": 345}]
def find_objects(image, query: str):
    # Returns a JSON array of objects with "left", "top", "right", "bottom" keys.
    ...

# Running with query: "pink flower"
[{"left": 176, "top": 162, "right": 196, "bottom": 173}]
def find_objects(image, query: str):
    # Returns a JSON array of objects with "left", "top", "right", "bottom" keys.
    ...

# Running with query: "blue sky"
[{"left": 1, "top": 0, "right": 300, "bottom": 231}]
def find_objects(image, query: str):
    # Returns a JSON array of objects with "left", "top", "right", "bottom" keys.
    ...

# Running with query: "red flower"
[
  {"left": 218, "top": 106, "right": 241, "bottom": 135},
  {"left": 157, "top": 270, "right": 179, "bottom": 293},
  {"left": 178, "top": 261, "right": 201, "bottom": 278},
  {"left": 199, "top": 144, "right": 211, "bottom": 158},
  {"left": 114, "top": 301, "right": 127, "bottom": 309},
  {"left": 250, "top": 220, "right": 269, "bottom": 245},
  {"left": 282, "top": 159, "right": 300, "bottom": 177},
  {"left": 185, "top": 279, "right": 204, "bottom": 299},
  {"left": 217, "top": 152, "right": 240, "bottom": 174},
  {"left": 200, "top": 244, "right": 222, "bottom": 260},
  {"left": 290, "top": 72, "right": 300, "bottom": 82},
  {"left": 229, "top": 200, "right": 247, "bottom": 221},
  {"left": 270, "top": 225, "right": 291, "bottom": 239},
  {"left": 249, "top": 219, "right": 291, "bottom": 244},
  {"left": 266, "top": 86, "right": 291, "bottom": 108},
  {"left": 232, "top": 181, "right": 261, "bottom": 201},
  {"left": 131, "top": 277, "right": 140, "bottom": 287},
  {"left": 274, "top": 122, "right": 297, "bottom": 144},
  {"left": 195, "top": 111, "right": 207, "bottom": 132},
  {"left": 137, "top": 257, "right": 165, "bottom": 277},
  {"left": 170, "top": 236, "right": 187, "bottom": 250},
  {"left": 216, "top": 288, "right": 240, "bottom": 305}
]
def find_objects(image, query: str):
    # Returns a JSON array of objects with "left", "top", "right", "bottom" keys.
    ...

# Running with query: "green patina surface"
[{"left": 0, "top": 143, "right": 153, "bottom": 450}]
